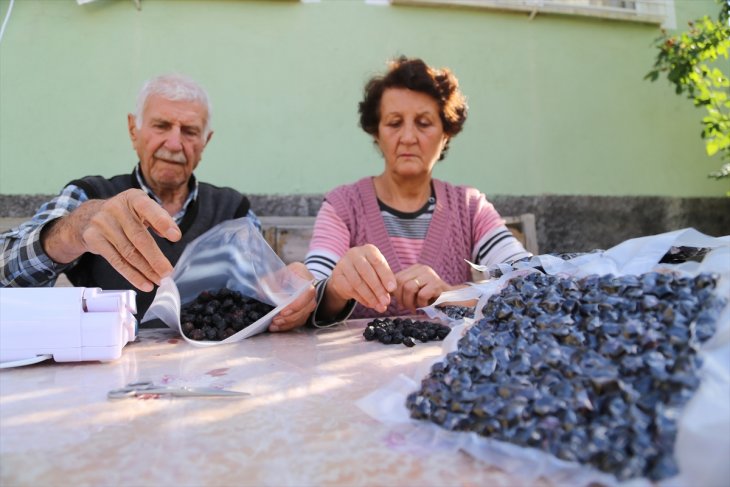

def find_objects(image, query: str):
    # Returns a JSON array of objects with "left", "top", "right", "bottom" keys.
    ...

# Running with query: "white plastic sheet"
[{"left": 358, "top": 228, "right": 730, "bottom": 486}]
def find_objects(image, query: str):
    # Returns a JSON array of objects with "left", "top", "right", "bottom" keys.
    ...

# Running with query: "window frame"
[{"left": 389, "top": 0, "right": 676, "bottom": 28}]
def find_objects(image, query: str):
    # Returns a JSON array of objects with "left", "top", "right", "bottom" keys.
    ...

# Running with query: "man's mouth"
[{"left": 154, "top": 149, "right": 187, "bottom": 164}]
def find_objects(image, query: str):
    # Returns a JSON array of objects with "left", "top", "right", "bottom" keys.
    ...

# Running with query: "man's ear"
[
  {"left": 204, "top": 130, "right": 214, "bottom": 147},
  {"left": 127, "top": 114, "right": 138, "bottom": 143}
]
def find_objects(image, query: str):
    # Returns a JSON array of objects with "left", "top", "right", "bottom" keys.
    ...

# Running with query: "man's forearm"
[
  {"left": 42, "top": 200, "right": 104, "bottom": 264},
  {"left": 0, "top": 184, "right": 89, "bottom": 287}
]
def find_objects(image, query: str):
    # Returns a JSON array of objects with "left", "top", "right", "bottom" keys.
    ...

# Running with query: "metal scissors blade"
[{"left": 107, "top": 380, "right": 249, "bottom": 400}]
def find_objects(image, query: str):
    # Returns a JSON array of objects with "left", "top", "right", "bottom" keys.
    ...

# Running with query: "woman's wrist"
[{"left": 321, "top": 279, "right": 350, "bottom": 317}]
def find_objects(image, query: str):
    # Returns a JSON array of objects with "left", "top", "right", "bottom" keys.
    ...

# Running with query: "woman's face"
[{"left": 375, "top": 88, "right": 448, "bottom": 179}]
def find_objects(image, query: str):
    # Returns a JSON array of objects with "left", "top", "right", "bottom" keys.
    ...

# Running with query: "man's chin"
[{"left": 150, "top": 170, "right": 188, "bottom": 188}]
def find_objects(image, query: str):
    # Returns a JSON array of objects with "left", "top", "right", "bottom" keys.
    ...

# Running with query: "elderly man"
[{"left": 0, "top": 74, "right": 314, "bottom": 331}]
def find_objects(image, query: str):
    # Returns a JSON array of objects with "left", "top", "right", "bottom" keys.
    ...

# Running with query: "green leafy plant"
[{"left": 646, "top": 0, "right": 730, "bottom": 186}]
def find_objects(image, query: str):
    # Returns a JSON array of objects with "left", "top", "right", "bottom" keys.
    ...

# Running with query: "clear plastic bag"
[{"left": 141, "top": 217, "right": 311, "bottom": 347}]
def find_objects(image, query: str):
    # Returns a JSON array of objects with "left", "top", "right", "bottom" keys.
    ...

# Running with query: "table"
[{"left": 0, "top": 320, "right": 527, "bottom": 487}]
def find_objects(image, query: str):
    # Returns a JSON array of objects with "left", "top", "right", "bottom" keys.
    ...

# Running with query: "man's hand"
[
  {"left": 268, "top": 262, "right": 316, "bottom": 332},
  {"left": 42, "top": 189, "right": 181, "bottom": 292}
]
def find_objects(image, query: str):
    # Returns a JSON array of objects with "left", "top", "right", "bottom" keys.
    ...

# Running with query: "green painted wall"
[{"left": 0, "top": 0, "right": 726, "bottom": 197}]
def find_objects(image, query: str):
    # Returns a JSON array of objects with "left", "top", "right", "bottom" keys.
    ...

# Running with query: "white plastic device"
[{"left": 0, "top": 287, "right": 137, "bottom": 365}]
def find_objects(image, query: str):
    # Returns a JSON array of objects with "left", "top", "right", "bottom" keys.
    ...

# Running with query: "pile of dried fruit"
[
  {"left": 180, "top": 287, "right": 275, "bottom": 341},
  {"left": 406, "top": 271, "right": 724, "bottom": 481},
  {"left": 363, "top": 318, "right": 451, "bottom": 347}
]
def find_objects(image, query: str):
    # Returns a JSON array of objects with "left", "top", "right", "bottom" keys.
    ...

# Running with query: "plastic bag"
[
  {"left": 361, "top": 228, "right": 730, "bottom": 486},
  {"left": 141, "top": 217, "right": 311, "bottom": 347}
]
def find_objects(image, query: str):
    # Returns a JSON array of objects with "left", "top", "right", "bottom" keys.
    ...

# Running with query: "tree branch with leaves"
[{"left": 646, "top": 0, "right": 730, "bottom": 187}]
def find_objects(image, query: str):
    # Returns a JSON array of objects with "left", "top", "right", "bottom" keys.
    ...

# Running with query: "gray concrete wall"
[{"left": 3, "top": 194, "right": 727, "bottom": 254}]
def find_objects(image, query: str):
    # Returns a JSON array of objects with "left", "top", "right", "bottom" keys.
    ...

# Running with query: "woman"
[{"left": 305, "top": 57, "right": 530, "bottom": 324}]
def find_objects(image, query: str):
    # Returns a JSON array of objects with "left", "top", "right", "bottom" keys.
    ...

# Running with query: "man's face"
[{"left": 128, "top": 94, "right": 212, "bottom": 194}]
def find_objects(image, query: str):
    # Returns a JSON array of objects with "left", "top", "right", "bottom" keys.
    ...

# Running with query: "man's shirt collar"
[{"left": 134, "top": 164, "right": 198, "bottom": 224}]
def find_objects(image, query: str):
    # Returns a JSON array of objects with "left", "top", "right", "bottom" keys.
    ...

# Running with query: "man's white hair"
[{"left": 134, "top": 74, "right": 212, "bottom": 136}]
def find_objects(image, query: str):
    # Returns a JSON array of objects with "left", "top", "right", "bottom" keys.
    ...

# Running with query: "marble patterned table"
[{"left": 0, "top": 320, "right": 529, "bottom": 487}]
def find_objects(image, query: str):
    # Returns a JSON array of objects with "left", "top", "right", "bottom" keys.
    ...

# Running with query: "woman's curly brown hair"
[{"left": 358, "top": 56, "right": 468, "bottom": 161}]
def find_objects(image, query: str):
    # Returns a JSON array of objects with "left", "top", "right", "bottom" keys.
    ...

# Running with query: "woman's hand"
[
  {"left": 327, "top": 244, "right": 397, "bottom": 314},
  {"left": 269, "top": 262, "right": 317, "bottom": 332},
  {"left": 394, "top": 264, "right": 453, "bottom": 312}
]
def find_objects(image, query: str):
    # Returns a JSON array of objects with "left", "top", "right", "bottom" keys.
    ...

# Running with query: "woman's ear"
[{"left": 373, "top": 137, "right": 384, "bottom": 157}]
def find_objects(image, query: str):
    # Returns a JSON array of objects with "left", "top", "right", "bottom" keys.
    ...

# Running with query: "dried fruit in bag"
[{"left": 180, "top": 287, "right": 275, "bottom": 341}]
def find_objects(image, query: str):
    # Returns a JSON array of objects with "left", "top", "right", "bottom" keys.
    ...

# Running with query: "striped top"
[{"left": 305, "top": 184, "right": 530, "bottom": 282}]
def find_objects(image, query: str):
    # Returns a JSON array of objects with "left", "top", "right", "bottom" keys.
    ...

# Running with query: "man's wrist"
[{"left": 41, "top": 202, "right": 98, "bottom": 264}]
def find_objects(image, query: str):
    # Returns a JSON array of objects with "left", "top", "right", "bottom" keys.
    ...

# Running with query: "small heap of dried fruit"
[
  {"left": 363, "top": 317, "right": 451, "bottom": 347},
  {"left": 180, "top": 287, "right": 275, "bottom": 341},
  {"left": 406, "top": 271, "right": 725, "bottom": 481}
]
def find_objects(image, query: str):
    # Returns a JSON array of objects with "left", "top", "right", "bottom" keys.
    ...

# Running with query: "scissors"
[{"left": 107, "top": 380, "right": 250, "bottom": 400}]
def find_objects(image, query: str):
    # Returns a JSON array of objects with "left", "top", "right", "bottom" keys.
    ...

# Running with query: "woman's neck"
[{"left": 373, "top": 174, "right": 432, "bottom": 212}]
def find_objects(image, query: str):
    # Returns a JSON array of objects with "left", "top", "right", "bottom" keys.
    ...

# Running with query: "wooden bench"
[
  {"left": 1, "top": 213, "right": 538, "bottom": 284},
  {"left": 260, "top": 213, "right": 539, "bottom": 264}
]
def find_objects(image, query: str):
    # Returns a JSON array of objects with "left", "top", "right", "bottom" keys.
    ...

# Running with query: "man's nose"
[{"left": 164, "top": 127, "right": 183, "bottom": 151}]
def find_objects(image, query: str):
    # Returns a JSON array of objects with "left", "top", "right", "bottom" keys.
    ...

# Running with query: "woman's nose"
[{"left": 400, "top": 123, "right": 417, "bottom": 143}]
